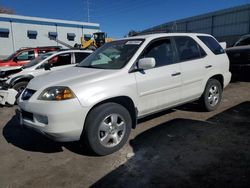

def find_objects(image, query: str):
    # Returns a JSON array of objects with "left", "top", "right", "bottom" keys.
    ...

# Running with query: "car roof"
[
  {"left": 123, "top": 33, "right": 212, "bottom": 41},
  {"left": 18, "top": 46, "right": 62, "bottom": 51},
  {"left": 55, "top": 49, "right": 93, "bottom": 54}
]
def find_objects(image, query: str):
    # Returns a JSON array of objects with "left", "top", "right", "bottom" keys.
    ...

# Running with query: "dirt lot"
[{"left": 0, "top": 81, "right": 250, "bottom": 188}]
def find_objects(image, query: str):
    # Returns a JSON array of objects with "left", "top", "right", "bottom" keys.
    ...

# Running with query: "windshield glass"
[
  {"left": 77, "top": 39, "right": 144, "bottom": 69},
  {"left": 22, "top": 52, "right": 54, "bottom": 69}
]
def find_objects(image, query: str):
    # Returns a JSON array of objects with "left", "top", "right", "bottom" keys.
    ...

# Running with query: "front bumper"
[{"left": 17, "top": 96, "right": 90, "bottom": 142}]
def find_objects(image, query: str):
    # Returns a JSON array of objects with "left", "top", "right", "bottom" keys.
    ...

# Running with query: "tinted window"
[
  {"left": 198, "top": 36, "right": 225, "bottom": 55},
  {"left": 75, "top": 52, "right": 91, "bottom": 64},
  {"left": 48, "top": 53, "right": 71, "bottom": 67},
  {"left": 142, "top": 39, "right": 174, "bottom": 67},
  {"left": 175, "top": 36, "right": 205, "bottom": 61},
  {"left": 16, "top": 50, "right": 35, "bottom": 61}
]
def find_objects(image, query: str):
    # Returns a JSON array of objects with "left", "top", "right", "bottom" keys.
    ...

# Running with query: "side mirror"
[
  {"left": 138, "top": 57, "right": 156, "bottom": 70},
  {"left": 44, "top": 63, "right": 51, "bottom": 70}
]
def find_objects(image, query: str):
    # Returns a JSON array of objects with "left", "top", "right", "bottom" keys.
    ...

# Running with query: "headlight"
[{"left": 38, "top": 86, "right": 76, "bottom": 101}]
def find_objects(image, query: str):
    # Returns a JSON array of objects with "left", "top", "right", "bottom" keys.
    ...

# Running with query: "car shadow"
[
  {"left": 2, "top": 115, "right": 93, "bottom": 155},
  {"left": 175, "top": 101, "right": 205, "bottom": 112},
  {"left": 91, "top": 102, "right": 250, "bottom": 188}
]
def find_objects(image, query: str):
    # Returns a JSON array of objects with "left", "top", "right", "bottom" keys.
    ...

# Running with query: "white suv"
[{"left": 17, "top": 33, "right": 231, "bottom": 155}]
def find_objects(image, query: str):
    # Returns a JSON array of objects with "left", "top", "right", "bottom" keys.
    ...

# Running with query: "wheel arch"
[
  {"left": 208, "top": 74, "right": 224, "bottom": 89},
  {"left": 85, "top": 96, "right": 138, "bottom": 129},
  {"left": 10, "top": 75, "right": 34, "bottom": 88}
]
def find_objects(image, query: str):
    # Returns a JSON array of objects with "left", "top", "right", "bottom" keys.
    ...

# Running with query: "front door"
[{"left": 135, "top": 38, "right": 182, "bottom": 116}]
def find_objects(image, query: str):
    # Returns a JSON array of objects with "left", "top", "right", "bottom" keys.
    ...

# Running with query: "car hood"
[
  {"left": 28, "top": 66, "right": 117, "bottom": 91},
  {"left": 0, "top": 60, "right": 11, "bottom": 66}
]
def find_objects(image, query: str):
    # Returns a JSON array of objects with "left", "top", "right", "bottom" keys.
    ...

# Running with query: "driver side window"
[
  {"left": 16, "top": 50, "right": 35, "bottom": 61},
  {"left": 40, "top": 53, "right": 72, "bottom": 69},
  {"left": 49, "top": 53, "right": 72, "bottom": 67},
  {"left": 142, "top": 38, "right": 174, "bottom": 67}
]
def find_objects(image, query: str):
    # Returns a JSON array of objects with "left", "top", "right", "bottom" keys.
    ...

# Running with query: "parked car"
[
  {"left": 4, "top": 50, "right": 92, "bottom": 93},
  {"left": 0, "top": 46, "right": 62, "bottom": 67},
  {"left": 17, "top": 33, "right": 231, "bottom": 155},
  {"left": 226, "top": 34, "right": 250, "bottom": 76}
]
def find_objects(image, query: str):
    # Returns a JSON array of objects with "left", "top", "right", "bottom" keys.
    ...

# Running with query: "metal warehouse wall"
[
  {"left": 0, "top": 14, "right": 100, "bottom": 57},
  {"left": 140, "top": 4, "right": 250, "bottom": 46}
]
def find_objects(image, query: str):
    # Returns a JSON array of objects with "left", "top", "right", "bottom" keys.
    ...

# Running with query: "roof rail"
[
  {"left": 36, "top": 46, "right": 62, "bottom": 49},
  {"left": 18, "top": 46, "right": 62, "bottom": 50},
  {"left": 135, "top": 30, "right": 170, "bottom": 36}
]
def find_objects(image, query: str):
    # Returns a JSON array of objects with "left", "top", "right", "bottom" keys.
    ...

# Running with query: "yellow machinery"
[{"left": 80, "top": 32, "right": 112, "bottom": 50}]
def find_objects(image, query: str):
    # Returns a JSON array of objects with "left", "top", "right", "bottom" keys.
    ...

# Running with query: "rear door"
[
  {"left": 135, "top": 38, "right": 182, "bottom": 116},
  {"left": 173, "top": 36, "right": 207, "bottom": 102}
]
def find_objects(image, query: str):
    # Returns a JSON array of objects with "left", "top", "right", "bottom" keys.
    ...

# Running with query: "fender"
[{"left": 9, "top": 75, "right": 34, "bottom": 87}]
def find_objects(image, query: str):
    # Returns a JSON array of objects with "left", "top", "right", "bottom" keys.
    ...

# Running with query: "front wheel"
[
  {"left": 13, "top": 81, "right": 28, "bottom": 94},
  {"left": 200, "top": 79, "right": 222, "bottom": 111},
  {"left": 82, "top": 103, "right": 132, "bottom": 155}
]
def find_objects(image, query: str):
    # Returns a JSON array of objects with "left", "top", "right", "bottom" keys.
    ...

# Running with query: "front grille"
[
  {"left": 22, "top": 110, "right": 33, "bottom": 121},
  {"left": 21, "top": 89, "right": 36, "bottom": 100}
]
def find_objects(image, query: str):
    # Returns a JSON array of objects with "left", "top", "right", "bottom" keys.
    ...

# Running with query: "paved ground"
[{"left": 0, "top": 80, "right": 250, "bottom": 188}]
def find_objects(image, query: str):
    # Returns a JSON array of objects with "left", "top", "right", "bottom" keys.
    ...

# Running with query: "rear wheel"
[
  {"left": 201, "top": 79, "right": 222, "bottom": 111},
  {"left": 82, "top": 103, "right": 132, "bottom": 155}
]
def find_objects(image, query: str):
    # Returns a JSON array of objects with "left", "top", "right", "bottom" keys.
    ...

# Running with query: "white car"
[
  {"left": 17, "top": 33, "right": 231, "bottom": 155},
  {"left": 5, "top": 50, "right": 92, "bottom": 93}
]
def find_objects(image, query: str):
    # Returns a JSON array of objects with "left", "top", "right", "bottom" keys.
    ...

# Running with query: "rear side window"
[
  {"left": 174, "top": 36, "right": 206, "bottom": 62},
  {"left": 198, "top": 36, "right": 225, "bottom": 55},
  {"left": 38, "top": 49, "right": 53, "bottom": 55},
  {"left": 75, "top": 52, "right": 91, "bottom": 64},
  {"left": 142, "top": 39, "right": 174, "bottom": 67}
]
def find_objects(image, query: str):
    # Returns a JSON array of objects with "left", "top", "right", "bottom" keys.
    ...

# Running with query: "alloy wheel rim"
[
  {"left": 98, "top": 113, "right": 126, "bottom": 148},
  {"left": 208, "top": 85, "right": 219, "bottom": 107}
]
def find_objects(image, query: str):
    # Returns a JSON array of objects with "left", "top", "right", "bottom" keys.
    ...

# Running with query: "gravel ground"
[{"left": 0, "top": 80, "right": 250, "bottom": 188}]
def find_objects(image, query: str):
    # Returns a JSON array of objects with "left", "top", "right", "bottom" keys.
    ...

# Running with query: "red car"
[{"left": 0, "top": 46, "right": 62, "bottom": 67}]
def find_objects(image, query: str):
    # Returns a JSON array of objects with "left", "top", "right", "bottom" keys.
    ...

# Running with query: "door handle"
[
  {"left": 205, "top": 65, "right": 212, "bottom": 69},
  {"left": 171, "top": 72, "right": 181, "bottom": 77}
]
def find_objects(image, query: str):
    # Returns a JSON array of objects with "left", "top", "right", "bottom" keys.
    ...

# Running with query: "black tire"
[
  {"left": 200, "top": 79, "right": 222, "bottom": 112},
  {"left": 82, "top": 102, "right": 132, "bottom": 156},
  {"left": 13, "top": 81, "right": 28, "bottom": 93}
]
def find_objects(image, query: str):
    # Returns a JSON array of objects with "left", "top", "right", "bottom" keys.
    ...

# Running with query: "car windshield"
[
  {"left": 22, "top": 52, "right": 54, "bottom": 69},
  {"left": 77, "top": 39, "right": 144, "bottom": 69}
]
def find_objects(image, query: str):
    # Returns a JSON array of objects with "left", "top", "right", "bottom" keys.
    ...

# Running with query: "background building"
[
  {"left": 0, "top": 14, "right": 100, "bottom": 57},
  {"left": 140, "top": 4, "right": 250, "bottom": 46}
]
